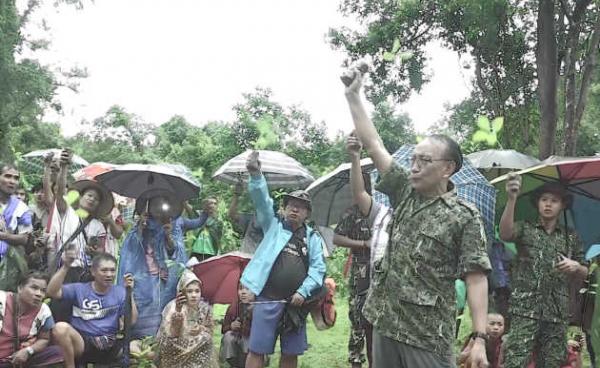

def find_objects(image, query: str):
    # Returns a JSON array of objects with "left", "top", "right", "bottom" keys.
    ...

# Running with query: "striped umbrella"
[
  {"left": 491, "top": 156, "right": 600, "bottom": 251},
  {"left": 212, "top": 150, "right": 315, "bottom": 189},
  {"left": 371, "top": 145, "right": 496, "bottom": 242}
]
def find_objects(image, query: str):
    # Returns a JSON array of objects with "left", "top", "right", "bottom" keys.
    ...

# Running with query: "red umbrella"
[
  {"left": 73, "top": 162, "right": 116, "bottom": 181},
  {"left": 192, "top": 251, "right": 251, "bottom": 305}
]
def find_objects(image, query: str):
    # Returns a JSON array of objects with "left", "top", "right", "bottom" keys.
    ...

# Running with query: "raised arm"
[
  {"left": 47, "top": 247, "right": 77, "bottom": 299},
  {"left": 347, "top": 134, "right": 372, "bottom": 216},
  {"left": 55, "top": 149, "right": 73, "bottom": 216},
  {"left": 42, "top": 154, "right": 55, "bottom": 209},
  {"left": 499, "top": 173, "right": 521, "bottom": 241},
  {"left": 246, "top": 151, "right": 275, "bottom": 232},
  {"left": 343, "top": 67, "right": 393, "bottom": 174}
]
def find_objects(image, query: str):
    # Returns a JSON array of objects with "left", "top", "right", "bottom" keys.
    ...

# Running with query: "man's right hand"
[
  {"left": 62, "top": 246, "right": 77, "bottom": 268},
  {"left": 346, "top": 132, "right": 362, "bottom": 160},
  {"left": 59, "top": 148, "right": 73, "bottom": 167},
  {"left": 341, "top": 61, "right": 368, "bottom": 95},
  {"left": 246, "top": 151, "right": 261, "bottom": 176},
  {"left": 505, "top": 173, "right": 522, "bottom": 201}
]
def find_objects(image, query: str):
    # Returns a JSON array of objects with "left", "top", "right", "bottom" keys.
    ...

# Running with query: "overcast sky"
[{"left": 24, "top": 0, "right": 473, "bottom": 137}]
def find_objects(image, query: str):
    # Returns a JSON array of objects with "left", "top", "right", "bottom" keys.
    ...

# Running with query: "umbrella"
[
  {"left": 72, "top": 162, "right": 115, "bottom": 181},
  {"left": 96, "top": 163, "right": 201, "bottom": 201},
  {"left": 371, "top": 145, "right": 496, "bottom": 242},
  {"left": 306, "top": 158, "right": 374, "bottom": 227},
  {"left": 586, "top": 244, "right": 600, "bottom": 261},
  {"left": 212, "top": 150, "right": 315, "bottom": 189},
  {"left": 466, "top": 149, "right": 540, "bottom": 179},
  {"left": 491, "top": 156, "right": 600, "bottom": 251},
  {"left": 19, "top": 149, "right": 89, "bottom": 175},
  {"left": 192, "top": 251, "right": 251, "bottom": 305}
]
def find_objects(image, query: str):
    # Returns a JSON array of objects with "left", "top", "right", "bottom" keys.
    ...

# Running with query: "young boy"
[
  {"left": 499, "top": 176, "right": 587, "bottom": 368},
  {"left": 460, "top": 312, "right": 505, "bottom": 368}
]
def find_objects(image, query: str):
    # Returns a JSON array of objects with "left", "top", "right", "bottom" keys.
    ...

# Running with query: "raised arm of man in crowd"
[
  {"left": 47, "top": 246, "right": 77, "bottom": 299},
  {"left": 245, "top": 151, "right": 276, "bottom": 233},
  {"left": 228, "top": 183, "right": 243, "bottom": 224},
  {"left": 343, "top": 65, "right": 393, "bottom": 174},
  {"left": 54, "top": 149, "right": 73, "bottom": 217},
  {"left": 42, "top": 154, "right": 55, "bottom": 209},
  {"left": 499, "top": 173, "right": 521, "bottom": 242}
]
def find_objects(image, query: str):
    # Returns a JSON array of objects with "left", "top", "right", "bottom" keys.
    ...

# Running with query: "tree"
[
  {"left": 330, "top": 0, "right": 600, "bottom": 159},
  {"left": 371, "top": 101, "right": 416, "bottom": 152}
]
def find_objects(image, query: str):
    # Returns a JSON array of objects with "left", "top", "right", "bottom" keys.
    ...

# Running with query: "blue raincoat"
[{"left": 118, "top": 215, "right": 205, "bottom": 338}]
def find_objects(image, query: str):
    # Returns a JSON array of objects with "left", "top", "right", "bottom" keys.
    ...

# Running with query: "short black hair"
[
  {"left": 31, "top": 183, "right": 43, "bottom": 193},
  {"left": 427, "top": 134, "right": 463, "bottom": 174},
  {"left": 0, "top": 162, "right": 18, "bottom": 175},
  {"left": 531, "top": 182, "right": 572, "bottom": 209},
  {"left": 91, "top": 253, "right": 117, "bottom": 270},
  {"left": 18, "top": 271, "right": 49, "bottom": 288}
]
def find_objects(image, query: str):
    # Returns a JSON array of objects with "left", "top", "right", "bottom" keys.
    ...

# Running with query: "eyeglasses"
[{"left": 410, "top": 154, "right": 452, "bottom": 168}]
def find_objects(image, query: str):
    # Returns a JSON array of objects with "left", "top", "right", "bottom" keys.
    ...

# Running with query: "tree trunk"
[
  {"left": 537, "top": 0, "right": 559, "bottom": 160},
  {"left": 567, "top": 12, "right": 600, "bottom": 155},
  {"left": 562, "top": 19, "right": 582, "bottom": 155}
]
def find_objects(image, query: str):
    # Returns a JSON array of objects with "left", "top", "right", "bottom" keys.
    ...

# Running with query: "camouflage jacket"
[
  {"left": 334, "top": 204, "right": 372, "bottom": 260},
  {"left": 362, "top": 163, "right": 491, "bottom": 360},
  {"left": 510, "top": 221, "right": 584, "bottom": 323}
]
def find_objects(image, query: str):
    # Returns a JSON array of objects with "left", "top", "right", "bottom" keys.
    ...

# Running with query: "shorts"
[
  {"left": 248, "top": 296, "right": 307, "bottom": 356},
  {"left": 80, "top": 334, "right": 123, "bottom": 363}
]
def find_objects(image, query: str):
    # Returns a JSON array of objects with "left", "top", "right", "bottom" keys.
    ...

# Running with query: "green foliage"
[{"left": 471, "top": 116, "right": 503, "bottom": 147}]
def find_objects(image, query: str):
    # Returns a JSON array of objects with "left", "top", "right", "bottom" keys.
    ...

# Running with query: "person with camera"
[
  {"left": 499, "top": 176, "right": 588, "bottom": 368},
  {"left": 44, "top": 149, "right": 114, "bottom": 322},
  {"left": 49, "top": 249, "right": 136, "bottom": 368},
  {"left": 157, "top": 270, "right": 213, "bottom": 367}
]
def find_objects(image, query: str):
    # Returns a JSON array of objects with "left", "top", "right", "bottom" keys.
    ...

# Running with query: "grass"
[
  {"left": 212, "top": 302, "right": 594, "bottom": 368},
  {"left": 212, "top": 299, "right": 351, "bottom": 368}
]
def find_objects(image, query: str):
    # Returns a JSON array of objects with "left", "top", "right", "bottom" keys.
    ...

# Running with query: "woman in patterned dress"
[{"left": 157, "top": 270, "right": 213, "bottom": 367}]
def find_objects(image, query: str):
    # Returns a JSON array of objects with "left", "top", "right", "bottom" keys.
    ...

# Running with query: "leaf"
[
  {"left": 491, "top": 117, "right": 504, "bottom": 133},
  {"left": 472, "top": 130, "right": 491, "bottom": 143},
  {"left": 391, "top": 38, "right": 401, "bottom": 53},
  {"left": 476, "top": 116, "right": 490, "bottom": 131},
  {"left": 416, "top": 135, "right": 425, "bottom": 143},
  {"left": 65, "top": 190, "right": 80, "bottom": 206},
  {"left": 486, "top": 133, "right": 497, "bottom": 146},
  {"left": 398, "top": 51, "right": 414, "bottom": 62},
  {"left": 75, "top": 208, "right": 89, "bottom": 219},
  {"left": 383, "top": 51, "right": 396, "bottom": 62}
]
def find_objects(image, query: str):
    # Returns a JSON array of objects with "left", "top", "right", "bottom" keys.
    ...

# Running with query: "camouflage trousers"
[
  {"left": 504, "top": 315, "right": 567, "bottom": 368},
  {"left": 348, "top": 259, "right": 372, "bottom": 365}
]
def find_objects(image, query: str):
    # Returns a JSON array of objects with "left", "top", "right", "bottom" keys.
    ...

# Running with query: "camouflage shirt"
[
  {"left": 510, "top": 221, "right": 584, "bottom": 323},
  {"left": 362, "top": 163, "right": 491, "bottom": 360},
  {"left": 334, "top": 205, "right": 372, "bottom": 260}
]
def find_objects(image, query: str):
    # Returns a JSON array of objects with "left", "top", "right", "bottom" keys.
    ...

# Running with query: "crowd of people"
[{"left": 0, "top": 66, "right": 596, "bottom": 368}]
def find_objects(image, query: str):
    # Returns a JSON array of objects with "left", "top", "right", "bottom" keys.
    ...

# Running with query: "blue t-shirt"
[{"left": 62, "top": 282, "right": 126, "bottom": 337}]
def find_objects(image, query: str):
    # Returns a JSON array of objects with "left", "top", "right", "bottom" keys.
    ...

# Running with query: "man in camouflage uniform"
[
  {"left": 499, "top": 177, "right": 588, "bottom": 367},
  {"left": 334, "top": 205, "right": 373, "bottom": 368},
  {"left": 343, "top": 66, "right": 491, "bottom": 367}
]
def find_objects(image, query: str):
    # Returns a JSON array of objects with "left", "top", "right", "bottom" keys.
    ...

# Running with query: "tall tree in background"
[{"left": 330, "top": 0, "right": 600, "bottom": 159}]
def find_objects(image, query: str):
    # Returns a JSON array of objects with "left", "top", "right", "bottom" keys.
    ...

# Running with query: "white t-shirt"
[
  {"left": 367, "top": 200, "right": 392, "bottom": 273},
  {"left": 48, "top": 204, "right": 106, "bottom": 268}
]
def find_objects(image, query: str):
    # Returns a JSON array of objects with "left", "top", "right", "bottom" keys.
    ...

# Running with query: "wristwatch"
[
  {"left": 26, "top": 346, "right": 35, "bottom": 356},
  {"left": 469, "top": 331, "right": 489, "bottom": 343}
]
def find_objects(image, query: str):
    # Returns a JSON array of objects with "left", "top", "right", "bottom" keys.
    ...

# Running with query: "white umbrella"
[
  {"left": 212, "top": 150, "right": 315, "bottom": 189},
  {"left": 466, "top": 149, "right": 540, "bottom": 179},
  {"left": 96, "top": 163, "right": 201, "bottom": 201},
  {"left": 20, "top": 149, "right": 89, "bottom": 175},
  {"left": 306, "top": 158, "right": 373, "bottom": 227}
]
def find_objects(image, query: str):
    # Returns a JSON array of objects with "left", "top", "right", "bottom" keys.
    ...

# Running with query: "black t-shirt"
[{"left": 262, "top": 225, "right": 308, "bottom": 300}]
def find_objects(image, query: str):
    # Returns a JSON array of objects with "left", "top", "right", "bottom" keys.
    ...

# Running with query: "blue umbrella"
[
  {"left": 371, "top": 145, "right": 496, "bottom": 242},
  {"left": 586, "top": 244, "right": 600, "bottom": 261}
]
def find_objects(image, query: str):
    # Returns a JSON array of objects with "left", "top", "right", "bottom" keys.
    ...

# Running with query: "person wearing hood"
[
  {"left": 118, "top": 189, "right": 208, "bottom": 340},
  {"left": 240, "top": 151, "right": 326, "bottom": 368},
  {"left": 157, "top": 270, "right": 213, "bottom": 367}
]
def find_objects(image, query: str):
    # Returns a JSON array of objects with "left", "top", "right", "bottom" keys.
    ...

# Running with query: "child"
[
  {"left": 499, "top": 177, "right": 588, "bottom": 368},
  {"left": 459, "top": 313, "right": 505, "bottom": 368}
]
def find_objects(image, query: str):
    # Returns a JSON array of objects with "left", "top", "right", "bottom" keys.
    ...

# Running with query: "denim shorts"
[{"left": 248, "top": 296, "right": 307, "bottom": 355}]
